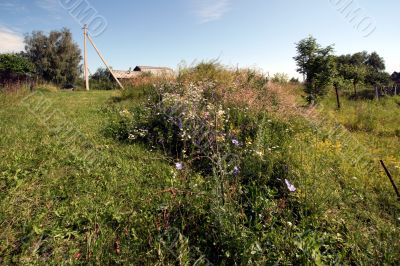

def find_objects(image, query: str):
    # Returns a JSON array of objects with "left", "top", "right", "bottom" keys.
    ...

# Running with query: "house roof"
[
  {"left": 134, "top": 66, "right": 174, "bottom": 72},
  {"left": 112, "top": 66, "right": 175, "bottom": 79},
  {"left": 113, "top": 70, "right": 141, "bottom": 79}
]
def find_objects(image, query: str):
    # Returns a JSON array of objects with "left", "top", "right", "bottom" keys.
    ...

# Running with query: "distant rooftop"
[
  {"left": 134, "top": 66, "right": 174, "bottom": 72},
  {"left": 113, "top": 70, "right": 141, "bottom": 79},
  {"left": 113, "top": 66, "right": 174, "bottom": 79}
]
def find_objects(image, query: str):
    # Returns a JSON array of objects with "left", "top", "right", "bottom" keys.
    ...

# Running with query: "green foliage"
[
  {"left": 0, "top": 54, "right": 34, "bottom": 91},
  {"left": 391, "top": 72, "right": 400, "bottom": 83},
  {"left": 366, "top": 70, "right": 391, "bottom": 87},
  {"left": 298, "top": 39, "right": 392, "bottom": 100},
  {"left": 0, "top": 53, "right": 34, "bottom": 76},
  {"left": 337, "top": 64, "right": 367, "bottom": 95},
  {"left": 336, "top": 51, "right": 390, "bottom": 93},
  {"left": 294, "top": 36, "right": 336, "bottom": 100},
  {"left": 89, "top": 68, "right": 118, "bottom": 90},
  {"left": 293, "top": 35, "right": 320, "bottom": 80},
  {"left": 24, "top": 28, "right": 82, "bottom": 85},
  {"left": 290, "top": 77, "right": 300, "bottom": 84},
  {"left": 1, "top": 69, "right": 399, "bottom": 264},
  {"left": 366, "top": 51, "right": 386, "bottom": 72},
  {"left": 311, "top": 54, "right": 337, "bottom": 96},
  {"left": 272, "top": 72, "right": 289, "bottom": 84}
]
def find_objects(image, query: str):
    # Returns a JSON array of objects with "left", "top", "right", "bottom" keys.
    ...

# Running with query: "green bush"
[
  {"left": 272, "top": 73, "right": 289, "bottom": 84},
  {"left": 0, "top": 54, "right": 34, "bottom": 76},
  {"left": 0, "top": 54, "right": 34, "bottom": 91}
]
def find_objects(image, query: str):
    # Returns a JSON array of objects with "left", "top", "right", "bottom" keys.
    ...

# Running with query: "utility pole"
[
  {"left": 83, "top": 24, "right": 89, "bottom": 91},
  {"left": 86, "top": 33, "right": 124, "bottom": 89}
]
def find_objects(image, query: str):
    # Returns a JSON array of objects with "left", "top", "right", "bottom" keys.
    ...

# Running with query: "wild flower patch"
[
  {"left": 105, "top": 78, "right": 309, "bottom": 263},
  {"left": 101, "top": 64, "right": 400, "bottom": 264},
  {"left": 109, "top": 79, "right": 296, "bottom": 194}
]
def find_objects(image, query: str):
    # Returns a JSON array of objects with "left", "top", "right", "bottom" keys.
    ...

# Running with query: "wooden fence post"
[
  {"left": 380, "top": 160, "right": 400, "bottom": 201},
  {"left": 375, "top": 86, "right": 379, "bottom": 100},
  {"left": 334, "top": 85, "right": 341, "bottom": 109}
]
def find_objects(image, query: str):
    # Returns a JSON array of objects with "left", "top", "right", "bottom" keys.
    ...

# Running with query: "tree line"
[
  {"left": 0, "top": 28, "right": 81, "bottom": 87},
  {"left": 1, "top": 30, "right": 399, "bottom": 95},
  {"left": 294, "top": 35, "right": 396, "bottom": 103}
]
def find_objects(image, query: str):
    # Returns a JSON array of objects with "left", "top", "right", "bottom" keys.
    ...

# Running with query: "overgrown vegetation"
[
  {"left": 88, "top": 67, "right": 118, "bottom": 90},
  {"left": 0, "top": 53, "right": 34, "bottom": 91},
  {"left": 1, "top": 32, "right": 399, "bottom": 264},
  {"left": 3, "top": 63, "right": 396, "bottom": 264},
  {"left": 104, "top": 63, "right": 400, "bottom": 264}
]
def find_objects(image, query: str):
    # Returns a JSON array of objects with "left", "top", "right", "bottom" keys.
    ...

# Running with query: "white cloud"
[
  {"left": 0, "top": 27, "right": 25, "bottom": 53},
  {"left": 194, "top": 0, "right": 231, "bottom": 23}
]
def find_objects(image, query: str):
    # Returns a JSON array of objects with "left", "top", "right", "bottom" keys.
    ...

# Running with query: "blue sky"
[{"left": 0, "top": 0, "right": 399, "bottom": 78}]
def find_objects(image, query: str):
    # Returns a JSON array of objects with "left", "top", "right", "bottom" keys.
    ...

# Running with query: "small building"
[
  {"left": 134, "top": 66, "right": 174, "bottom": 76},
  {"left": 113, "top": 69, "right": 141, "bottom": 80},
  {"left": 113, "top": 66, "right": 174, "bottom": 80}
]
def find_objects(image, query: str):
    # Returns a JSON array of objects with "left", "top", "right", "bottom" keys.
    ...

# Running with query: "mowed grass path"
[{"left": 0, "top": 91, "right": 175, "bottom": 264}]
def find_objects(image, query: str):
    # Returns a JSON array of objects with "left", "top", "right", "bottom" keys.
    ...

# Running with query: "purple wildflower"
[
  {"left": 232, "top": 139, "right": 240, "bottom": 146},
  {"left": 175, "top": 162, "right": 183, "bottom": 170},
  {"left": 233, "top": 166, "right": 240, "bottom": 176},
  {"left": 285, "top": 179, "right": 296, "bottom": 192}
]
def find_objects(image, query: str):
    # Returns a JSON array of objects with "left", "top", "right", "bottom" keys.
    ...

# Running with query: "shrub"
[
  {"left": 0, "top": 53, "right": 34, "bottom": 91},
  {"left": 272, "top": 73, "right": 289, "bottom": 84},
  {"left": 89, "top": 68, "right": 118, "bottom": 90},
  {"left": 290, "top": 77, "right": 300, "bottom": 84}
]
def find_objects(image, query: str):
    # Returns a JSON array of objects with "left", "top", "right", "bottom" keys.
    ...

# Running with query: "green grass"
[
  {"left": 0, "top": 88, "right": 399, "bottom": 264},
  {"left": 0, "top": 90, "right": 178, "bottom": 264},
  {"left": 320, "top": 92, "right": 400, "bottom": 172}
]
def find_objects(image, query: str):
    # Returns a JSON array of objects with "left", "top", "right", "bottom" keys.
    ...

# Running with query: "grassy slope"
[{"left": 0, "top": 89, "right": 399, "bottom": 264}]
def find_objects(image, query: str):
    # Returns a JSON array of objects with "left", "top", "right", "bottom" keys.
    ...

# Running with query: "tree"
[
  {"left": 90, "top": 67, "right": 117, "bottom": 90},
  {"left": 91, "top": 67, "right": 112, "bottom": 81},
  {"left": 338, "top": 64, "right": 367, "bottom": 96},
  {"left": 0, "top": 53, "right": 34, "bottom": 84},
  {"left": 336, "top": 51, "right": 388, "bottom": 98},
  {"left": 294, "top": 36, "right": 336, "bottom": 101},
  {"left": 24, "top": 28, "right": 82, "bottom": 85},
  {"left": 293, "top": 36, "right": 320, "bottom": 82},
  {"left": 366, "top": 70, "right": 390, "bottom": 87},
  {"left": 366, "top": 52, "right": 385, "bottom": 72},
  {"left": 350, "top": 51, "right": 368, "bottom": 66},
  {"left": 391, "top": 72, "right": 400, "bottom": 84}
]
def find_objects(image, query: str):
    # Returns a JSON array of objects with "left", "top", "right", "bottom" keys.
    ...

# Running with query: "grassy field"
[
  {"left": 0, "top": 90, "right": 176, "bottom": 264},
  {"left": 0, "top": 82, "right": 399, "bottom": 264}
]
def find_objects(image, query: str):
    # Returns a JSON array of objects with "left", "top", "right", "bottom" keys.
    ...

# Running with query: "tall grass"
[
  {"left": 105, "top": 63, "right": 400, "bottom": 264},
  {"left": 0, "top": 64, "right": 399, "bottom": 264}
]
